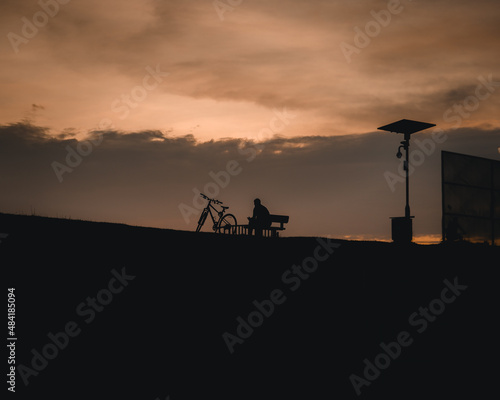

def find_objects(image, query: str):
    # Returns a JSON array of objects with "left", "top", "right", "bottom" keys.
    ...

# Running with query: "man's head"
[{"left": 254, "top": 198, "right": 261, "bottom": 206}]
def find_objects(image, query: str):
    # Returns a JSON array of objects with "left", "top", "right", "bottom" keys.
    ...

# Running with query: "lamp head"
[{"left": 396, "top": 145, "right": 404, "bottom": 159}]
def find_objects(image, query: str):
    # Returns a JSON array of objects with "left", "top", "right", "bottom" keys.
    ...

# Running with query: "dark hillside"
[{"left": 2, "top": 213, "right": 498, "bottom": 399}]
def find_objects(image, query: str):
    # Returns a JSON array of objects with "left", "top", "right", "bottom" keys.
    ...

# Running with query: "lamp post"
[
  {"left": 378, "top": 119, "right": 436, "bottom": 243},
  {"left": 400, "top": 132, "right": 411, "bottom": 218}
]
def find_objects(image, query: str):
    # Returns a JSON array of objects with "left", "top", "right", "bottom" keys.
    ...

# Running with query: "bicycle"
[{"left": 196, "top": 193, "right": 238, "bottom": 233}]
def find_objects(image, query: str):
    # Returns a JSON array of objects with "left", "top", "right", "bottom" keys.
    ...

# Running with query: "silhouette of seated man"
[{"left": 248, "top": 198, "right": 271, "bottom": 237}]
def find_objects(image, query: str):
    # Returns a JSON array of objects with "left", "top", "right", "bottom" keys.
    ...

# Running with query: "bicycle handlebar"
[{"left": 200, "top": 193, "right": 223, "bottom": 205}]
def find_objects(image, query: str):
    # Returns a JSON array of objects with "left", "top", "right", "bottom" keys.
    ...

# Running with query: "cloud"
[
  {"left": 1, "top": 121, "right": 498, "bottom": 239},
  {"left": 2, "top": 0, "right": 500, "bottom": 138}
]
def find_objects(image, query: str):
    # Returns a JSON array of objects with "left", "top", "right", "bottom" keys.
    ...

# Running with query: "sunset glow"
[{"left": 1, "top": 0, "right": 499, "bottom": 240}]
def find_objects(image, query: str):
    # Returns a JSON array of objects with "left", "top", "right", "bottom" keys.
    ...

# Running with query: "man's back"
[
  {"left": 253, "top": 203, "right": 270, "bottom": 226},
  {"left": 253, "top": 202, "right": 268, "bottom": 216}
]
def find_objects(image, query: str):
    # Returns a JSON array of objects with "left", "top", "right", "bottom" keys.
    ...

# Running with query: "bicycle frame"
[{"left": 205, "top": 201, "right": 224, "bottom": 230}]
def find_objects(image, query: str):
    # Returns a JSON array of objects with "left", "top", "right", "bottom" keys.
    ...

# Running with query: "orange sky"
[
  {"left": 2, "top": 0, "right": 500, "bottom": 140},
  {"left": 1, "top": 0, "right": 500, "bottom": 241}
]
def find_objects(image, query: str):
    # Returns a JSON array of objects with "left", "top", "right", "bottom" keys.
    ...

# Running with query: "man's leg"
[
  {"left": 248, "top": 217, "right": 254, "bottom": 236},
  {"left": 255, "top": 221, "right": 264, "bottom": 237}
]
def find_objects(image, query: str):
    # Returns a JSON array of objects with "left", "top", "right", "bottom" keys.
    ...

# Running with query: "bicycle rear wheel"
[
  {"left": 196, "top": 209, "right": 209, "bottom": 232},
  {"left": 216, "top": 214, "right": 237, "bottom": 234}
]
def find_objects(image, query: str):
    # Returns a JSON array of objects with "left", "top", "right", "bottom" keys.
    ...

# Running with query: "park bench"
[
  {"left": 266, "top": 214, "right": 289, "bottom": 237},
  {"left": 230, "top": 214, "right": 290, "bottom": 237}
]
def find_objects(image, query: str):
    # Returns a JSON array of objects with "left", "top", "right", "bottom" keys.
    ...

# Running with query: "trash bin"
[{"left": 391, "top": 217, "right": 413, "bottom": 244}]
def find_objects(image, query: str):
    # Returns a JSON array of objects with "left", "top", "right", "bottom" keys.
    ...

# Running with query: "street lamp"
[{"left": 378, "top": 119, "right": 436, "bottom": 243}]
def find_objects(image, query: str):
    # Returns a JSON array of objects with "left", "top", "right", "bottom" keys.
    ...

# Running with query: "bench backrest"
[
  {"left": 270, "top": 214, "right": 289, "bottom": 224},
  {"left": 268, "top": 215, "right": 289, "bottom": 230}
]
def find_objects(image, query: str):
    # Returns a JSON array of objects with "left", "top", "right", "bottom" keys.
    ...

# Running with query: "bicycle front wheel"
[
  {"left": 216, "top": 214, "right": 237, "bottom": 234},
  {"left": 196, "top": 209, "right": 209, "bottom": 232}
]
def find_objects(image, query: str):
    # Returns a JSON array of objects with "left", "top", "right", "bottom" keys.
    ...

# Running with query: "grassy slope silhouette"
[{"left": 2, "top": 213, "right": 498, "bottom": 399}]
